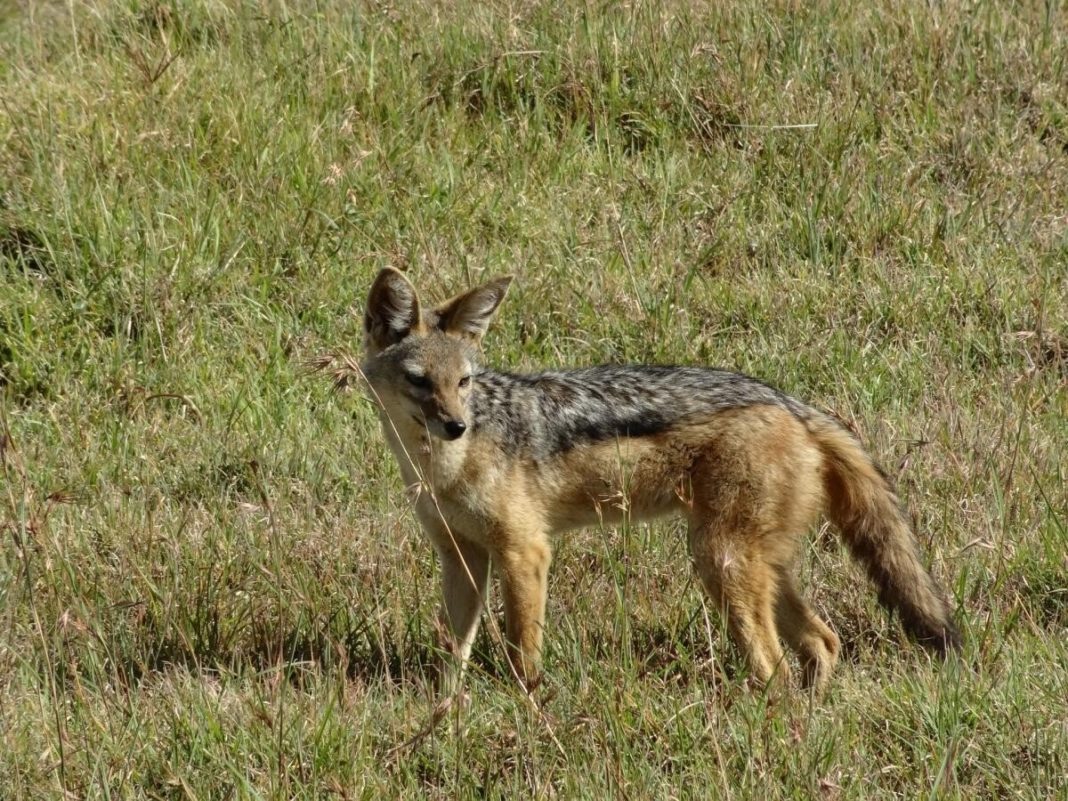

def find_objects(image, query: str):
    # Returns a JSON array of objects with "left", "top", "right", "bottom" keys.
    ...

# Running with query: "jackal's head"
[{"left": 361, "top": 268, "right": 512, "bottom": 441}]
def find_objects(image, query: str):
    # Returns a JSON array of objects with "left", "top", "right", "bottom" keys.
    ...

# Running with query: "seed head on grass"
[{"left": 304, "top": 350, "right": 365, "bottom": 394}]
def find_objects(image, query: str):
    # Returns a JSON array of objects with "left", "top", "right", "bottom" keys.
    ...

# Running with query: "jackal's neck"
[{"left": 377, "top": 410, "right": 471, "bottom": 492}]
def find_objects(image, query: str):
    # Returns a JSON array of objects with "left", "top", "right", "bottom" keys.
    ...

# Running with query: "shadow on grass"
[
  {"left": 0, "top": 225, "right": 53, "bottom": 276},
  {"left": 37, "top": 610, "right": 444, "bottom": 694}
]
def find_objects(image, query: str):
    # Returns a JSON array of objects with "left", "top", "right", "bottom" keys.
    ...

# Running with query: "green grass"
[{"left": 1, "top": 0, "right": 1065, "bottom": 797}]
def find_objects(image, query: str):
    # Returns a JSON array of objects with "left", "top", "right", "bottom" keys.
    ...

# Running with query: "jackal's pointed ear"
[
  {"left": 365, "top": 268, "right": 423, "bottom": 350},
  {"left": 434, "top": 275, "right": 513, "bottom": 342}
]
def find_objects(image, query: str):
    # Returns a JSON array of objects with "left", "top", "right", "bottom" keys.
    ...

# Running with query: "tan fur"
[
  {"left": 807, "top": 417, "right": 960, "bottom": 656},
  {"left": 359, "top": 269, "right": 959, "bottom": 694}
]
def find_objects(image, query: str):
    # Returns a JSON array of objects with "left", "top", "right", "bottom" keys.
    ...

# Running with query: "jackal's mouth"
[{"left": 411, "top": 414, "right": 426, "bottom": 428}]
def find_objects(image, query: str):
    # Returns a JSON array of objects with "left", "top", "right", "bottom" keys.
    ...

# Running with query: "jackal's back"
[{"left": 470, "top": 364, "right": 811, "bottom": 458}]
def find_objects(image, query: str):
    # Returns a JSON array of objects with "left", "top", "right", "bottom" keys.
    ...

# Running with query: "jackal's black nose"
[{"left": 443, "top": 420, "right": 467, "bottom": 440}]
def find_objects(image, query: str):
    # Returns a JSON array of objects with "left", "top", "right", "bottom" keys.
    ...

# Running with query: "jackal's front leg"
[
  {"left": 435, "top": 536, "right": 491, "bottom": 695},
  {"left": 497, "top": 535, "right": 552, "bottom": 689}
]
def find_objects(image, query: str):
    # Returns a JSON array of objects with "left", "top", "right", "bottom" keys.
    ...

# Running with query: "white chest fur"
[{"left": 379, "top": 413, "right": 470, "bottom": 493}]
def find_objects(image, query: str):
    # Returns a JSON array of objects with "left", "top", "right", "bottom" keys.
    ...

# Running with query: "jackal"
[{"left": 358, "top": 267, "right": 960, "bottom": 693}]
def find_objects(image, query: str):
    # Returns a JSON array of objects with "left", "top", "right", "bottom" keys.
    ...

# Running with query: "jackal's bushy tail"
[{"left": 807, "top": 415, "right": 962, "bottom": 655}]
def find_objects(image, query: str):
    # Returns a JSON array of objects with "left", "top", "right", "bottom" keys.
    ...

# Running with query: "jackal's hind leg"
[
  {"left": 774, "top": 574, "right": 840, "bottom": 692},
  {"left": 688, "top": 523, "right": 791, "bottom": 689},
  {"left": 436, "top": 536, "right": 491, "bottom": 695}
]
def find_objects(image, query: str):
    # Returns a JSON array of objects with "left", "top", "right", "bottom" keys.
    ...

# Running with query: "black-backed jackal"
[{"left": 358, "top": 268, "right": 960, "bottom": 694}]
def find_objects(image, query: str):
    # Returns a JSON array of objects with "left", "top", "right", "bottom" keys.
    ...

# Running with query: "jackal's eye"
[
  {"left": 458, "top": 375, "right": 471, "bottom": 389},
  {"left": 405, "top": 373, "right": 431, "bottom": 390}
]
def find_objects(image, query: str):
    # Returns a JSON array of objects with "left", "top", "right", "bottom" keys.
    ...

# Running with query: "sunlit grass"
[{"left": 1, "top": 1, "right": 1065, "bottom": 797}]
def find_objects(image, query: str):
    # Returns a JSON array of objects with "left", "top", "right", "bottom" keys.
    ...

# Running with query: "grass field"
[{"left": 1, "top": 0, "right": 1066, "bottom": 797}]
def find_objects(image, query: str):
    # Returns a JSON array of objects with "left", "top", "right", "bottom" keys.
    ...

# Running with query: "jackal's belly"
[{"left": 540, "top": 435, "right": 695, "bottom": 533}]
